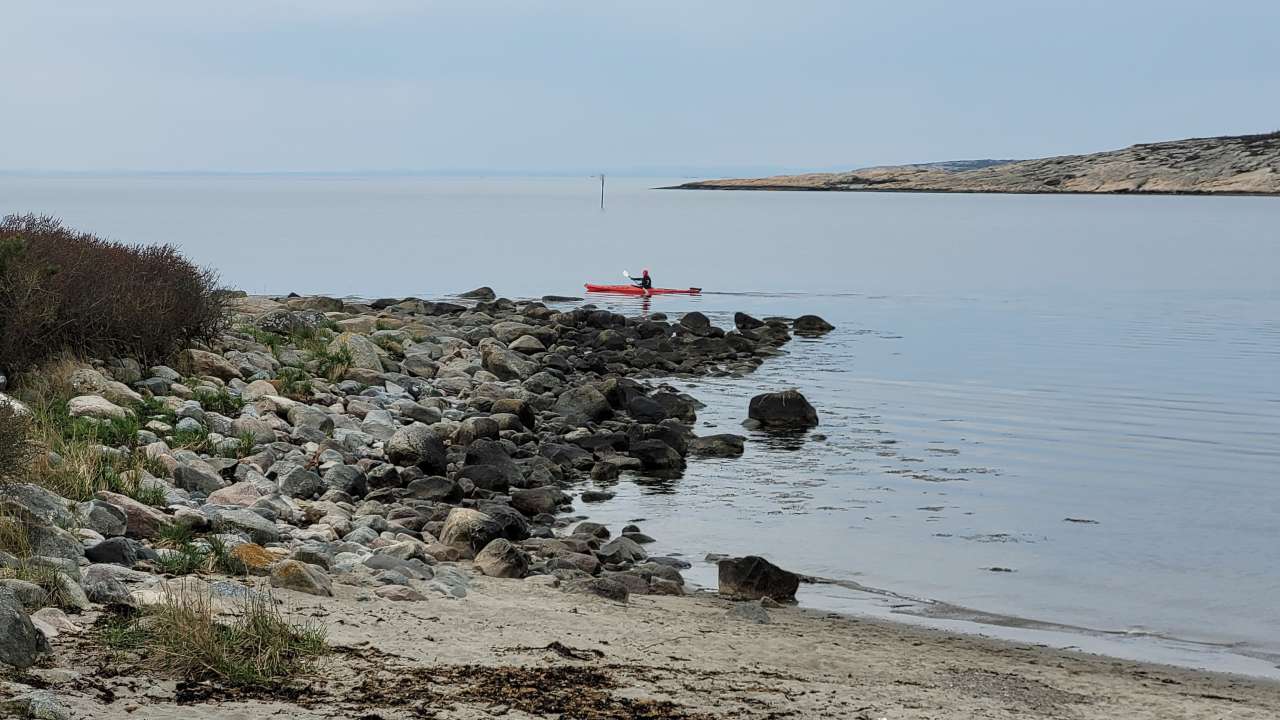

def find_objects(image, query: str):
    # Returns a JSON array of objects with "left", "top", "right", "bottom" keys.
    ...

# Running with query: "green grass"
[
  {"left": 310, "top": 345, "right": 353, "bottom": 382},
  {"left": 156, "top": 522, "right": 195, "bottom": 548},
  {"left": 170, "top": 425, "right": 211, "bottom": 452},
  {"left": 155, "top": 542, "right": 208, "bottom": 575},
  {"left": 193, "top": 387, "right": 244, "bottom": 415},
  {"left": 99, "top": 587, "right": 328, "bottom": 687},
  {"left": 275, "top": 367, "right": 312, "bottom": 399}
]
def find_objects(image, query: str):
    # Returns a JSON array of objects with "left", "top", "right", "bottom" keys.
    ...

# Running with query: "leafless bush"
[{"left": 0, "top": 214, "right": 229, "bottom": 374}]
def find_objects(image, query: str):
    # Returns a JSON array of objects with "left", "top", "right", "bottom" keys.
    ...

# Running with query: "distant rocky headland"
[{"left": 670, "top": 132, "right": 1280, "bottom": 196}]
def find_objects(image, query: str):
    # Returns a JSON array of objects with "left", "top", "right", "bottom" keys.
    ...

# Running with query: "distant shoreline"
[
  {"left": 666, "top": 131, "right": 1280, "bottom": 197},
  {"left": 661, "top": 183, "right": 1280, "bottom": 198}
]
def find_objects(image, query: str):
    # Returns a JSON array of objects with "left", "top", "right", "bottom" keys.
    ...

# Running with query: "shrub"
[{"left": 0, "top": 214, "right": 229, "bottom": 374}]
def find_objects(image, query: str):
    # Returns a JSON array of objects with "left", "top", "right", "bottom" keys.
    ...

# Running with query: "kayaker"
[{"left": 631, "top": 269, "right": 653, "bottom": 291}]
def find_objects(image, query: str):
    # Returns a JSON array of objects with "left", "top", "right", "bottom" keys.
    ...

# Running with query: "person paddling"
[{"left": 630, "top": 268, "right": 653, "bottom": 296}]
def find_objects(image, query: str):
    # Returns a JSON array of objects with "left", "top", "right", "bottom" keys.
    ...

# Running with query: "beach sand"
[{"left": 44, "top": 573, "right": 1280, "bottom": 719}]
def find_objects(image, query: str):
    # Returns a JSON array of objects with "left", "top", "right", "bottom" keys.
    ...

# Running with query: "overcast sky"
[{"left": 2, "top": 1, "right": 1277, "bottom": 174}]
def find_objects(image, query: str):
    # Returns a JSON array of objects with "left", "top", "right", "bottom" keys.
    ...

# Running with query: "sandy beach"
[{"left": 35, "top": 574, "right": 1279, "bottom": 720}]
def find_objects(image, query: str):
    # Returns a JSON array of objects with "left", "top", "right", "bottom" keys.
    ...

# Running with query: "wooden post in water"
[{"left": 599, "top": 174, "right": 605, "bottom": 209}]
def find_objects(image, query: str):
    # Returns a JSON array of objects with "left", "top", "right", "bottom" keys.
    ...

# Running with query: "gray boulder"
[
  {"left": 747, "top": 390, "right": 819, "bottom": 429},
  {"left": 473, "top": 538, "right": 530, "bottom": 579},
  {"left": 717, "top": 555, "right": 799, "bottom": 602},
  {"left": 385, "top": 422, "right": 447, "bottom": 474},
  {"left": 553, "top": 385, "right": 612, "bottom": 426},
  {"left": 0, "top": 592, "right": 50, "bottom": 669}
]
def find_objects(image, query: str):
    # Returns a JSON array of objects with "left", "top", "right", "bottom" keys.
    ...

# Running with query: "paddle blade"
[{"left": 622, "top": 270, "right": 631, "bottom": 279}]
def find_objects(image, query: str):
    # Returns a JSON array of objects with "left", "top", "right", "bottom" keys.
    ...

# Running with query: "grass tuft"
[{"left": 100, "top": 586, "right": 327, "bottom": 687}]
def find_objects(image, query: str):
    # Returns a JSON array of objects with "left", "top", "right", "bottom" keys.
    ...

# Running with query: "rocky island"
[{"left": 671, "top": 131, "right": 1280, "bottom": 195}]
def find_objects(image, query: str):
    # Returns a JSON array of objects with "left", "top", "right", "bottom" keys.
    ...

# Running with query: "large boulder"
[
  {"left": 793, "top": 315, "right": 835, "bottom": 336},
  {"left": 479, "top": 340, "right": 538, "bottom": 381},
  {"left": 461, "top": 439, "right": 523, "bottom": 492},
  {"left": 510, "top": 487, "right": 570, "bottom": 517},
  {"left": 473, "top": 538, "right": 530, "bottom": 579},
  {"left": 67, "top": 395, "right": 130, "bottom": 421},
  {"left": 1, "top": 484, "right": 74, "bottom": 527},
  {"left": 0, "top": 593, "right": 50, "bottom": 669},
  {"left": 717, "top": 555, "right": 799, "bottom": 602},
  {"left": 208, "top": 507, "right": 281, "bottom": 545},
  {"left": 328, "top": 333, "right": 383, "bottom": 372},
  {"left": 94, "top": 491, "right": 167, "bottom": 539},
  {"left": 553, "top": 385, "right": 612, "bottom": 426},
  {"left": 173, "top": 461, "right": 227, "bottom": 494},
  {"left": 458, "top": 286, "right": 496, "bottom": 300},
  {"left": 270, "top": 560, "right": 333, "bottom": 597},
  {"left": 747, "top": 390, "right": 819, "bottom": 429},
  {"left": 439, "top": 508, "right": 503, "bottom": 555},
  {"left": 597, "top": 536, "right": 647, "bottom": 565},
  {"left": 385, "top": 423, "right": 447, "bottom": 474},
  {"left": 629, "top": 439, "right": 685, "bottom": 472},
  {"left": 181, "top": 349, "right": 242, "bottom": 381}
]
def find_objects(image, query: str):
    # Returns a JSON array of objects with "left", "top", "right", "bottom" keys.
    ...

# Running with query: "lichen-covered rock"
[{"left": 269, "top": 560, "right": 332, "bottom": 597}]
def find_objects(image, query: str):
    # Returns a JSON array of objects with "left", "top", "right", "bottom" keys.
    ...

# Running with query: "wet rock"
[
  {"left": 580, "top": 489, "right": 615, "bottom": 502},
  {"left": 747, "top": 389, "right": 819, "bottom": 429},
  {"left": 458, "top": 286, "right": 496, "bottom": 300},
  {"left": 597, "top": 536, "right": 647, "bottom": 564},
  {"left": 510, "top": 487, "right": 570, "bottom": 517},
  {"left": 734, "top": 312, "right": 766, "bottom": 331},
  {"left": 689, "top": 434, "right": 746, "bottom": 457},
  {"left": 793, "top": 315, "right": 835, "bottom": 335},
  {"left": 629, "top": 439, "right": 685, "bottom": 472},
  {"left": 717, "top": 555, "right": 799, "bottom": 602},
  {"left": 473, "top": 538, "right": 530, "bottom": 578}
]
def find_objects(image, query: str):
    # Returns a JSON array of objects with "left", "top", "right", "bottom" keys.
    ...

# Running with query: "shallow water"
[{"left": 4, "top": 174, "right": 1279, "bottom": 674}]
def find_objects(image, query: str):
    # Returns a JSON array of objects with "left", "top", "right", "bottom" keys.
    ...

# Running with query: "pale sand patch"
[{"left": 50, "top": 574, "right": 1280, "bottom": 719}]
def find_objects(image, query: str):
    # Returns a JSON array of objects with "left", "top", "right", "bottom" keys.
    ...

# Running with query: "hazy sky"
[{"left": 3, "top": 1, "right": 1277, "bottom": 174}]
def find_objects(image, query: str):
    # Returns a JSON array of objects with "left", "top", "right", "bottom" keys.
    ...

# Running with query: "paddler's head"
[{"left": 642, "top": 269, "right": 650, "bottom": 278}]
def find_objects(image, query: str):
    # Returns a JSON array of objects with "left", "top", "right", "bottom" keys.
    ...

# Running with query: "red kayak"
[{"left": 585, "top": 283, "right": 702, "bottom": 295}]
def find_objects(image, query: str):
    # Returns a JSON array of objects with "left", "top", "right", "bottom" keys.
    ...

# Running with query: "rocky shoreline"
[
  {"left": 1, "top": 287, "right": 838, "bottom": 717},
  {"left": 668, "top": 131, "right": 1280, "bottom": 196}
]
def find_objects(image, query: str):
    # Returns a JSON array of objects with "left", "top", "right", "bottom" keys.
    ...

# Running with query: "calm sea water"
[{"left": 4, "top": 175, "right": 1279, "bottom": 675}]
